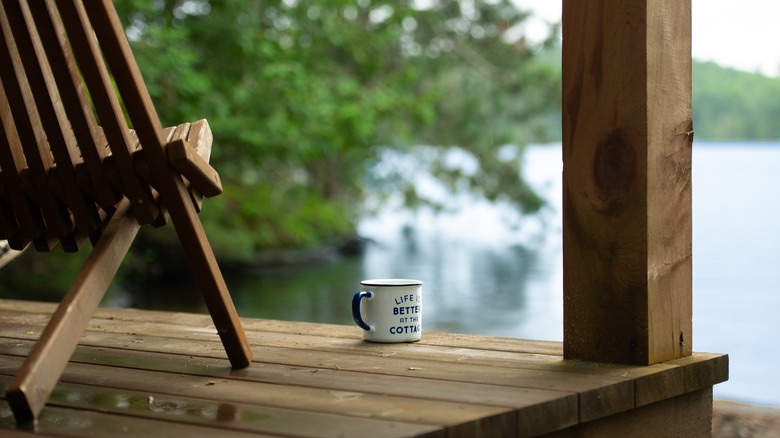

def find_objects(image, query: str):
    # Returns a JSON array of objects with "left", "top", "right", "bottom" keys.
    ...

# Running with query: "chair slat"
[
  {"left": 55, "top": 0, "right": 159, "bottom": 226},
  {"left": 168, "top": 138, "right": 223, "bottom": 199},
  {"left": 84, "top": 0, "right": 167, "bottom": 157},
  {"left": 184, "top": 119, "right": 215, "bottom": 211},
  {"left": 166, "top": 122, "right": 203, "bottom": 212},
  {"left": 86, "top": 0, "right": 252, "bottom": 368},
  {"left": 0, "top": 87, "right": 45, "bottom": 248},
  {"left": 28, "top": 0, "right": 121, "bottom": 210},
  {"left": 2, "top": 0, "right": 252, "bottom": 422},
  {"left": 188, "top": 119, "right": 214, "bottom": 161},
  {"left": 0, "top": 0, "right": 71, "bottom": 250},
  {"left": 129, "top": 122, "right": 215, "bottom": 214},
  {"left": 6, "top": 0, "right": 101, "bottom": 236}
]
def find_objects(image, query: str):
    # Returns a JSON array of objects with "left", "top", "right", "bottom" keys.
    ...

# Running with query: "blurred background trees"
[
  {"left": 118, "top": 0, "right": 562, "bottom": 266},
  {"left": 2, "top": 0, "right": 562, "bottom": 295},
  {"left": 3, "top": 0, "right": 777, "bottom": 298},
  {"left": 692, "top": 61, "right": 780, "bottom": 140}
]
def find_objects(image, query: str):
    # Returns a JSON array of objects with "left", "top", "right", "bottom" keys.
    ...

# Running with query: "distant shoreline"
[{"left": 694, "top": 139, "right": 780, "bottom": 145}]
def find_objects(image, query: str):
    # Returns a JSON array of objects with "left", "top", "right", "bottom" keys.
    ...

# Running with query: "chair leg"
[
  {"left": 5, "top": 200, "right": 139, "bottom": 422},
  {"left": 165, "top": 175, "right": 253, "bottom": 369}
]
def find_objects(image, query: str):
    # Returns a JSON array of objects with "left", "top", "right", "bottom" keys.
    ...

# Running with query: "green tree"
[
  {"left": 377, "top": 1, "right": 561, "bottom": 213},
  {"left": 118, "top": 0, "right": 427, "bottom": 261},
  {"left": 116, "top": 0, "right": 560, "bottom": 265},
  {"left": 693, "top": 61, "right": 780, "bottom": 140},
  {"left": 2, "top": 0, "right": 562, "bottom": 296}
]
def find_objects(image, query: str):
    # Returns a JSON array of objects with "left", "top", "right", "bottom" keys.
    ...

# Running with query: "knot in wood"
[{"left": 593, "top": 130, "right": 636, "bottom": 206}]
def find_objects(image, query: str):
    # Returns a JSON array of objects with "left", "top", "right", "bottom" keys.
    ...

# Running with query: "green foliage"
[
  {"left": 3, "top": 0, "right": 562, "bottom": 298},
  {"left": 693, "top": 61, "right": 780, "bottom": 140},
  {"left": 0, "top": 249, "right": 92, "bottom": 302},
  {"left": 380, "top": 1, "right": 560, "bottom": 213},
  {"left": 110, "top": 0, "right": 561, "bottom": 264},
  {"left": 7, "top": 2, "right": 779, "bottom": 300}
]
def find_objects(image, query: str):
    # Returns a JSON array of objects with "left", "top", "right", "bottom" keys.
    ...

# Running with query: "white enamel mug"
[{"left": 351, "top": 279, "right": 422, "bottom": 343}]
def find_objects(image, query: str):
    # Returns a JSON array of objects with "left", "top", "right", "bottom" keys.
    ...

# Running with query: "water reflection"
[
  {"left": 230, "top": 256, "right": 364, "bottom": 325},
  {"left": 225, "top": 231, "right": 560, "bottom": 340},
  {"left": 361, "top": 226, "right": 549, "bottom": 337},
  {"left": 224, "top": 145, "right": 565, "bottom": 341}
]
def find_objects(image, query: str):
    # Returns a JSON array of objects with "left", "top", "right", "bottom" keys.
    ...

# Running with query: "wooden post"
[{"left": 562, "top": 0, "right": 693, "bottom": 365}]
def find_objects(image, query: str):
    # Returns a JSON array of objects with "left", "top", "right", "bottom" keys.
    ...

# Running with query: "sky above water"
[{"left": 522, "top": 0, "right": 780, "bottom": 77}]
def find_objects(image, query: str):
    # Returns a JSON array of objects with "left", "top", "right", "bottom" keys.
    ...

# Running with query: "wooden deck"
[{"left": 0, "top": 299, "right": 727, "bottom": 437}]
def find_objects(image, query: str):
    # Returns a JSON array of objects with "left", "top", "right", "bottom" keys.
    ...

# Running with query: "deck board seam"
[
  {"left": 0, "top": 330, "right": 632, "bottom": 400},
  {"left": 0, "top": 345, "right": 578, "bottom": 414},
  {"left": 0, "top": 375, "right": 455, "bottom": 436},
  {"left": 0, "top": 357, "right": 511, "bottom": 436},
  {"left": 0, "top": 299, "right": 728, "bottom": 437},
  {"left": 0, "top": 302, "right": 565, "bottom": 356}
]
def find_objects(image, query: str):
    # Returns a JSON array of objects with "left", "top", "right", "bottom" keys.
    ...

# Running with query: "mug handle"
[{"left": 351, "top": 290, "right": 372, "bottom": 331}]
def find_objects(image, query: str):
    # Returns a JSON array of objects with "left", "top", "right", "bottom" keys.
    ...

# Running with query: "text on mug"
[
  {"left": 393, "top": 305, "right": 420, "bottom": 315},
  {"left": 390, "top": 325, "right": 421, "bottom": 334},
  {"left": 394, "top": 294, "right": 420, "bottom": 305}
]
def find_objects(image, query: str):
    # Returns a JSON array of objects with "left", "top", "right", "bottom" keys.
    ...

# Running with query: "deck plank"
[
  {"left": 0, "top": 353, "right": 512, "bottom": 434},
  {"left": 0, "top": 338, "right": 577, "bottom": 437},
  {"left": 0, "top": 302, "right": 563, "bottom": 355},
  {"left": 0, "top": 299, "right": 728, "bottom": 437},
  {"left": 1, "top": 399, "right": 270, "bottom": 438},
  {"left": 0, "top": 306, "right": 696, "bottom": 380},
  {"left": 0, "top": 318, "right": 635, "bottom": 417},
  {"left": 0, "top": 306, "right": 718, "bottom": 410},
  {"left": 0, "top": 339, "right": 572, "bottom": 412},
  {"left": 0, "top": 372, "right": 446, "bottom": 438}
]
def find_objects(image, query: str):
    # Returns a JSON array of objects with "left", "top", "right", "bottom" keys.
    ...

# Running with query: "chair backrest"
[
  {"left": 0, "top": 0, "right": 189, "bottom": 253},
  {"left": 0, "top": 4, "right": 250, "bottom": 423}
]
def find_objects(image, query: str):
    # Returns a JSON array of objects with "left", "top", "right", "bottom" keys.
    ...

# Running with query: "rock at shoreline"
[{"left": 714, "top": 400, "right": 780, "bottom": 438}]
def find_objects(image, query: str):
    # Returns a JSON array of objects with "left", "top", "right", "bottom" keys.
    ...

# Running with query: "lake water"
[
  {"left": 689, "top": 142, "right": 780, "bottom": 407},
  {"left": 167, "top": 142, "right": 780, "bottom": 407}
]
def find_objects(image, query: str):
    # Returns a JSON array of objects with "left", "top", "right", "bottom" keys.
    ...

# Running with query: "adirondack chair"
[{"left": 0, "top": 0, "right": 253, "bottom": 422}]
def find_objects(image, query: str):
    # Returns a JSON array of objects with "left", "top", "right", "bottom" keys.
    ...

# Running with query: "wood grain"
[
  {"left": 0, "top": 82, "right": 45, "bottom": 248},
  {"left": 27, "top": 0, "right": 120, "bottom": 210},
  {"left": 4, "top": 200, "right": 139, "bottom": 422},
  {"left": 0, "top": 0, "right": 72, "bottom": 246},
  {"left": 0, "top": 357, "right": 509, "bottom": 436},
  {"left": 0, "top": 0, "right": 251, "bottom": 424},
  {"left": 0, "top": 398, "right": 270, "bottom": 438},
  {"left": 167, "top": 138, "right": 223, "bottom": 199},
  {"left": 0, "top": 299, "right": 728, "bottom": 437},
  {"left": 544, "top": 388, "right": 712, "bottom": 438},
  {"left": 7, "top": 0, "right": 101, "bottom": 236},
  {"left": 82, "top": 0, "right": 252, "bottom": 369},
  {"left": 562, "top": 0, "right": 693, "bottom": 365},
  {"left": 56, "top": 0, "right": 160, "bottom": 225}
]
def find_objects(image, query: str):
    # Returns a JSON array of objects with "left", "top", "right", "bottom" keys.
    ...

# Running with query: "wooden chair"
[{"left": 0, "top": 0, "right": 253, "bottom": 422}]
